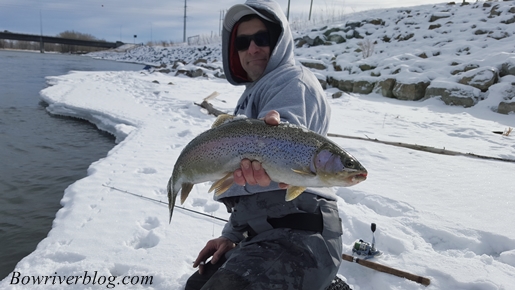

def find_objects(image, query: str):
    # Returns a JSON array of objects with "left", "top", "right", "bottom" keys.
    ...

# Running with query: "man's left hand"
[{"left": 233, "top": 110, "right": 288, "bottom": 189}]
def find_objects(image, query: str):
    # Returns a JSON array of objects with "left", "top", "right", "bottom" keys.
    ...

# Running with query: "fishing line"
[{"left": 101, "top": 184, "right": 228, "bottom": 222}]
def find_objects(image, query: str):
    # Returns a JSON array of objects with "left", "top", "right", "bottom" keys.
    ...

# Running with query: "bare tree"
[{"left": 357, "top": 39, "right": 375, "bottom": 59}]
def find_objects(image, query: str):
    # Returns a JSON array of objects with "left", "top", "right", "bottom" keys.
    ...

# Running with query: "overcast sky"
[{"left": 0, "top": 0, "right": 445, "bottom": 44}]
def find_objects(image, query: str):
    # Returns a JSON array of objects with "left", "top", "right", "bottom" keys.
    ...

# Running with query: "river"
[{"left": 0, "top": 50, "right": 144, "bottom": 279}]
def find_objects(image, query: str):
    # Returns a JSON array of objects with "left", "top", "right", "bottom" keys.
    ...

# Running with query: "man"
[{"left": 185, "top": 0, "right": 348, "bottom": 289}]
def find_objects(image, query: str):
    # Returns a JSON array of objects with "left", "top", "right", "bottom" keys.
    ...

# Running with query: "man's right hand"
[{"left": 192, "top": 237, "right": 235, "bottom": 274}]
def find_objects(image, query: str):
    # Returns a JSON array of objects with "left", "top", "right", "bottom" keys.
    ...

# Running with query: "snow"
[{"left": 2, "top": 1, "right": 515, "bottom": 289}]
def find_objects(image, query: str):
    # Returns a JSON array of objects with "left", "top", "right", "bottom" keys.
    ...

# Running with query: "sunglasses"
[{"left": 235, "top": 31, "right": 270, "bottom": 51}]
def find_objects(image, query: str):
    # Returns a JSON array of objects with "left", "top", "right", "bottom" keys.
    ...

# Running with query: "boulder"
[
  {"left": 392, "top": 80, "right": 430, "bottom": 100},
  {"left": 429, "top": 13, "right": 451, "bottom": 22},
  {"left": 327, "top": 34, "right": 346, "bottom": 44},
  {"left": 500, "top": 58, "right": 515, "bottom": 77},
  {"left": 497, "top": 83, "right": 515, "bottom": 114},
  {"left": 373, "top": 78, "right": 396, "bottom": 98},
  {"left": 458, "top": 67, "right": 499, "bottom": 92},
  {"left": 497, "top": 101, "right": 515, "bottom": 114},
  {"left": 353, "top": 79, "right": 376, "bottom": 94},
  {"left": 299, "top": 59, "right": 327, "bottom": 70},
  {"left": 424, "top": 80, "right": 480, "bottom": 107},
  {"left": 332, "top": 91, "right": 344, "bottom": 99},
  {"left": 336, "top": 79, "right": 354, "bottom": 92}
]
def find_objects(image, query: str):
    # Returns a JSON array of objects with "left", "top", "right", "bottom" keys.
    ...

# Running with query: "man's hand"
[
  {"left": 193, "top": 237, "right": 235, "bottom": 274},
  {"left": 233, "top": 110, "right": 288, "bottom": 189}
]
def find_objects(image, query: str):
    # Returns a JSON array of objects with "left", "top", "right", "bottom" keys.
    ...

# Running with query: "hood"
[{"left": 222, "top": 0, "right": 295, "bottom": 85}]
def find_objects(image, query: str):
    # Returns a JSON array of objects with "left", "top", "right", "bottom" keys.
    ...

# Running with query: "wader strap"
[{"left": 247, "top": 213, "right": 324, "bottom": 237}]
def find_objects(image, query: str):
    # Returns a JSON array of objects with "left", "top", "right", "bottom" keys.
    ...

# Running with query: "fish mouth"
[{"left": 346, "top": 172, "right": 368, "bottom": 185}]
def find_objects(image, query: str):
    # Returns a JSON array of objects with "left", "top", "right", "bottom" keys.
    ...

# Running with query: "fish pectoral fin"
[
  {"left": 180, "top": 183, "right": 194, "bottom": 204},
  {"left": 285, "top": 186, "right": 307, "bottom": 201},
  {"left": 209, "top": 172, "right": 234, "bottom": 196},
  {"left": 211, "top": 114, "right": 235, "bottom": 128},
  {"left": 291, "top": 168, "right": 316, "bottom": 176}
]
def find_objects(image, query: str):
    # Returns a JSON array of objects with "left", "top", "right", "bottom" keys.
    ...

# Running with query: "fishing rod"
[
  {"left": 103, "top": 184, "right": 431, "bottom": 286},
  {"left": 101, "top": 184, "right": 228, "bottom": 222}
]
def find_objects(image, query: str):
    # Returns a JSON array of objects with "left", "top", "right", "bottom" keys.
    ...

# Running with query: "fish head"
[{"left": 312, "top": 145, "right": 368, "bottom": 186}]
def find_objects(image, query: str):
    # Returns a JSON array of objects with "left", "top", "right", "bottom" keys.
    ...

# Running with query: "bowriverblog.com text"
[{"left": 10, "top": 271, "right": 153, "bottom": 288}]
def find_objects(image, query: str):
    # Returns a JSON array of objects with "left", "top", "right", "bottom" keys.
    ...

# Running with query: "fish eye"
[{"left": 344, "top": 159, "right": 355, "bottom": 168}]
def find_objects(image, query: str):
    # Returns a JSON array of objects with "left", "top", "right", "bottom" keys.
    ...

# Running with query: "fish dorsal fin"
[
  {"left": 180, "top": 183, "right": 194, "bottom": 204},
  {"left": 211, "top": 114, "right": 235, "bottom": 128},
  {"left": 209, "top": 172, "right": 234, "bottom": 196},
  {"left": 291, "top": 168, "right": 316, "bottom": 176},
  {"left": 285, "top": 186, "right": 307, "bottom": 201}
]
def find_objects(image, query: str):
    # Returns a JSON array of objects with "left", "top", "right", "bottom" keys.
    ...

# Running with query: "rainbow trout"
[{"left": 167, "top": 115, "right": 367, "bottom": 221}]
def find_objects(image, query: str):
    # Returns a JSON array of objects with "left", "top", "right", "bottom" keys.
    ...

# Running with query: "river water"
[{"left": 0, "top": 50, "right": 144, "bottom": 279}]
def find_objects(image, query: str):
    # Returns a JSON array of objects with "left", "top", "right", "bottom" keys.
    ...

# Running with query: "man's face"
[{"left": 236, "top": 18, "right": 271, "bottom": 81}]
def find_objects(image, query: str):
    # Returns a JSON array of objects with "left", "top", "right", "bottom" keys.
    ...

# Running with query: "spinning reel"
[{"left": 352, "top": 223, "right": 382, "bottom": 259}]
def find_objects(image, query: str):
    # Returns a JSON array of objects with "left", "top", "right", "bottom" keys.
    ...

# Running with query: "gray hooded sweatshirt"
[{"left": 218, "top": 0, "right": 335, "bottom": 202}]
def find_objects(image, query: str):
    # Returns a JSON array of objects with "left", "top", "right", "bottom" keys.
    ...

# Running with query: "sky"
[
  {"left": 0, "top": 0, "right": 447, "bottom": 44},
  {"left": 2, "top": 1, "right": 515, "bottom": 289}
]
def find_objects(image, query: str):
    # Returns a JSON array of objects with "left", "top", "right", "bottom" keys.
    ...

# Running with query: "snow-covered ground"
[{"left": 2, "top": 1, "right": 515, "bottom": 289}]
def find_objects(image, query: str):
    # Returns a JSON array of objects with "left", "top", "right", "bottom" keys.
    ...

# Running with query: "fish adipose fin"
[
  {"left": 211, "top": 114, "right": 235, "bottom": 128},
  {"left": 209, "top": 172, "right": 234, "bottom": 196},
  {"left": 180, "top": 183, "right": 194, "bottom": 204},
  {"left": 285, "top": 186, "right": 307, "bottom": 201}
]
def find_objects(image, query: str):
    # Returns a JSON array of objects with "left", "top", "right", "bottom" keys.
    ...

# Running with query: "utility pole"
[
  {"left": 309, "top": 0, "right": 313, "bottom": 21},
  {"left": 219, "top": 10, "right": 225, "bottom": 37},
  {"left": 286, "top": 0, "right": 290, "bottom": 21},
  {"left": 39, "top": 10, "right": 44, "bottom": 53},
  {"left": 183, "top": 0, "right": 187, "bottom": 43}
]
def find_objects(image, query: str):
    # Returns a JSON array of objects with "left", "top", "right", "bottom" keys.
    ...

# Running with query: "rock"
[
  {"left": 489, "top": 5, "right": 502, "bottom": 17},
  {"left": 450, "top": 63, "right": 480, "bottom": 75},
  {"left": 358, "top": 64, "right": 376, "bottom": 71},
  {"left": 429, "top": 13, "right": 451, "bottom": 22},
  {"left": 323, "top": 27, "right": 343, "bottom": 37},
  {"left": 301, "top": 35, "right": 326, "bottom": 47},
  {"left": 424, "top": 80, "right": 480, "bottom": 107},
  {"left": 335, "top": 79, "right": 354, "bottom": 92},
  {"left": 327, "top": 34, "right": 346, "bottom": 44},
  {"left": 364, "top": 18, "right": 385, "bottom": 26},
  {"left": 190, "top": 68, "right": 205, "bottom": 78},
  {"left": 193, "top": 59, "right": 207, "bottom": 65},
  {"left": 373, "top": 78, "right": 396, "bottom": 98},
  {"left": 353, "top": 79, "right": 376, "bottom": 94},
  {"left": 458, "top": 67, "right": 499, "bottom": 92},
  {"left": 332, "top": 91, "right": 344, "bottom": 99},
  {"left": 500, "top": 58, "right": 515, "bottom": 77},
  {"left": 299, "top": 60, "right": 327, "bottom": 70},
  {"left": 497, "top": 101, "right": 515, "bottom": 114},
  {"left": 392, "top": 80, "right": 430, "bottom": 100},
  {"left": 295, "top": 38, "right": 308, "bottom": 48},
  {"left": 318, "top": 78, "right": 328, "bottom": 90},
  {"left": 345, "top": 21, "right": 362, "bottom": 29},
  {"left": 496, "top": 84, "right": 515, "bottom": 114},
  {"left": 501, "top": 16, "right": 515, "bottom": 25}
]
